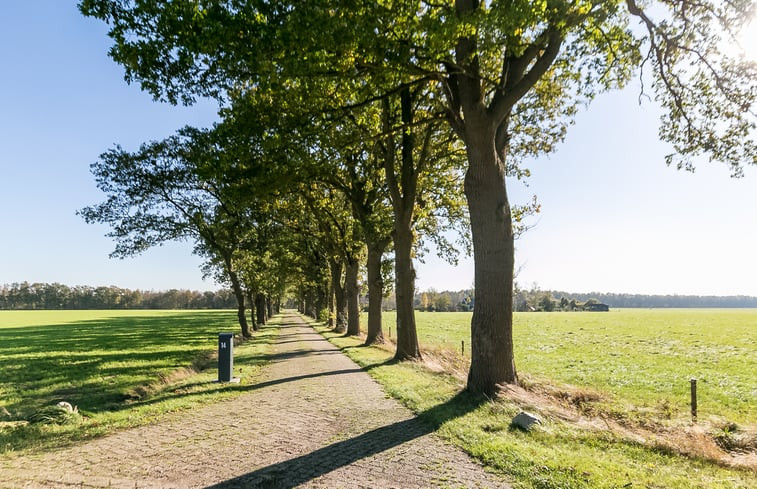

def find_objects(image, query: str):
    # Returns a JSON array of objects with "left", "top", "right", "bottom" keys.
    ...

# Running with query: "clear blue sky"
[{"left": 1, "top": 2, "right": 755, "bottom": 296}]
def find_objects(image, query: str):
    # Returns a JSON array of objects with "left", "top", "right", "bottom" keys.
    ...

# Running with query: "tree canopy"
[{"left": 80, "top": 0, "right": 755, "bottom": 393}]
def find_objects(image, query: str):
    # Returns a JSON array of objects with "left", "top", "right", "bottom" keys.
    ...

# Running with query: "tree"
[
  {"left": 434, "top": 292, "right": 452, "bottom": 312},
  {"left": 539, "top": 293, "right": 556, "bottom": 312},
  {"left": 380, "top": 87, "right": 466, "bottom": 359},
  {"left": 278, "top": 181, "right": 363, "bottom": 333},
  {"left": 79, "top": 127, "right": 270, "bottom": 338},
  {"left": 302, "top": 106, "right": 395, "bottom": 344},
  {"left": 81, "top": 0, "right": 756, "bottom": 394},
  {"left": 439, "top": 0, "right": 754, "bottom": 392}
]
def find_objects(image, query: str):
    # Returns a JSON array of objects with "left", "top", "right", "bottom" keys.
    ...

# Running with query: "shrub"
[{"left": 317, "top": 308, "right": 329, "bottom": 322}]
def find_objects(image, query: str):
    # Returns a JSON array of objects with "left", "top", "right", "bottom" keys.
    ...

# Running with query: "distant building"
[{"left": 585, "top": 303, "right": 610, "bottom": 312}]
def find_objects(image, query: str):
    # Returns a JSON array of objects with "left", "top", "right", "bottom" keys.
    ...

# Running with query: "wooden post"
[
  {"left": 389, "top": 327, "right": 391, "bottom": 338},
  {"left": 690, "top": 378, "right": 697, "bottom": 422},
  {"left": 461, "top": 340, "right": 465, "bottom": 355}
]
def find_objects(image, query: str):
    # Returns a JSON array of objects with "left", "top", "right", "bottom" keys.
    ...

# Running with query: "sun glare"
[{"left": 735, "top": 17, "right": 756, "bottom": 61}]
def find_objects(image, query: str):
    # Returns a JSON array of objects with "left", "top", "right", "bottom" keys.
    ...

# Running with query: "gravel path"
[{"left": 1, "top": 313, "right": 509, "bottom": 488}]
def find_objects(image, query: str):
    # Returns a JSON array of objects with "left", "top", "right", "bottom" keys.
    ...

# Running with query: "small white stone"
[
  {"left": 511, "top": 411, "right": 541, "bottom": 431},
  {"left": 56, "top": 401, "right": 75, "bottom": 413}
]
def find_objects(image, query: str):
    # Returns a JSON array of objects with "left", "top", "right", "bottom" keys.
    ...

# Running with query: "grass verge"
[
  {"left": 0, "top": 310, "right": 279, "bottom": 455},
  {"left": 312, "top": 318, "right": 757, "bottom": 489}
]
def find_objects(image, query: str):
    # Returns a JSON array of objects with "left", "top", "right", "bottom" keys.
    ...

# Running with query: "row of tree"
[
  {"left": 514, "top": 288, "right": 607, "bottom": 312},
  {"left": 416, "top": 288, "right": 757, "bottom": 312},
  {"left": 416, "top": 289, "right": 473, "bottom": 312},
  {"left": 0, "top": 282, "right": 237, "bottom": 310},
  {"left": 78, "top": 0, "right": 755, "bottom": 394},
  {"left": 7, "top": 280, "right": 751, "bottom": 312},
  {"left": 546, "top": 291, "right": 757, "bottom": 309}
]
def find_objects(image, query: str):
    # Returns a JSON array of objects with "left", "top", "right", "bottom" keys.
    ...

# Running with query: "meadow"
[
  {"left": 376, "top": 309, "right": 757, "bottom": 425},
  {"left": 0, "top": 310, "right": 276, "bottom": 454},
  {"left": 374, "top": 309, "right": 757, "bottom": 423},
  {"left": 337, "top": 309, "right": 757, "bottom": 488},
  {"left": 2, "top": 308, "right": 754, "bottom": 488}
]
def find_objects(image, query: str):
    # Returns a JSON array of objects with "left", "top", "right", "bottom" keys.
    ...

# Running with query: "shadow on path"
[
  {"left": 205, "top": 391, "right": 486, "bottom": 489},
  {"left": 247, "top": 368, "right": 365, "bottom": 391},
  {"left": 260, "top": 349, "right": 342, "bottom": 362}
]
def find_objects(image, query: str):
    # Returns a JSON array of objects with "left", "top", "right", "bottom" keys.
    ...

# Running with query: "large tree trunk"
[
  {"left": 247, "top": 290, "right": 259, "bottom": 331},
  {"left": 364, "top": 241, "right": 387, "bottom": 345},
  {"left": 390, "top": 87, "right": 421, "bottom": 361},
  {"left": 328, "top": 281, "right": 335, "bottom": 328},
  {"left": 345, "top": 255, "right": 360, "bottom": 336},
  {"left": 463, "top": 130, "right": 517, "bottom": 393},
  {"left": 330, "top": 259, "right": 347, "bottom": 333},
  {"left": 314, "top": 286, "right": 324, "bottom": 319},
  {"left": 393, "top": 219, "right": 420, "bottom": 360},
  {"left": 256, "top": 293, "right": 267, "bottom": 326},
  {"left": 266, "top": 295, "right": 273, "bottom": 320},
  {"left": 303, "top": 290, "right": 311, "bottom": 318},
  {"left": 228, "top": 269, "right": 252, "bottom": 338}
]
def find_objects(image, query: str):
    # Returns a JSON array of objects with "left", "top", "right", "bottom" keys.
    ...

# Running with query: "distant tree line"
[
  {"left": 414, "top": 289, "right": 473, "bottom": 312},
  {"left": 358, "top": 289, "right": 472, "bottom": 313},
  {"left": 548, "top": 291, "right": 757, "bottom": 309},
  {"left": 513, "top": 288, "right": 608, "bottom": 312},
  {"left": 410, "top": 287, "right": 757, "bottom": 313},
  {"left": 0, "top": 282, "right": 237, "bottom": 310}
]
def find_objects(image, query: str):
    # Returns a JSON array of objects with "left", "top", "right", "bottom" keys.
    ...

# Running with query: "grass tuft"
[
  {"left": 27, "top": 403, "right": 82, "bottom": 426},
  {"left": 712, "top": 422, "right": 757, "bottom": 453}
]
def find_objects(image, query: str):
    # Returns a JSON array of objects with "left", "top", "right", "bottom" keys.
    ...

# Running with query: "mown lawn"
[{"left": 0, "top": 310, "right": 277, "bottom": 454}]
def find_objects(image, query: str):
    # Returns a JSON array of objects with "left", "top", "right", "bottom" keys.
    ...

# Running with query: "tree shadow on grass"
[
  {"left": 0, "top": 315, "right": 222, "bottom": 411},
  {"left": 0, "top": 311, "right": 280, "bottom": 453},
  {"left": 205, "top": 391, "right": 487, "bottom": 489},
  {"left": 127, "top": 366, "right": 368, "bottom": 413}
]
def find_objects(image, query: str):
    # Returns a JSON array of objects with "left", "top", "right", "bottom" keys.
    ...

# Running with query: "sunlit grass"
[
  {"left": 371, "top": 309, "right": 757, "bottom": 425},
  {"left": 317, "top": 314, "right": 757, "bottom": 489},
  {"left": 0, "top": 310, "right": 278, "bottom": 455}
]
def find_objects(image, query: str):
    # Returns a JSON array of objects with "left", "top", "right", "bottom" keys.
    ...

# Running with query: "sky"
[{"left": 1, "top": 2, "right": 755, "bottom": 297}]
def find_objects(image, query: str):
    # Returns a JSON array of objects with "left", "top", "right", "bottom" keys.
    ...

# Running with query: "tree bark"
[
  {"left": 330, "top": 259, "right": 347, "bottom": 333},
  {"left": 385, "top": 87, "right": 422, "bottom": 361},
  {"left": 228, "top": 269, "right": 252, "bottom": 338},
  {"left": 266, "top": 295, "right": 273, "bottom": 320},
  {"left": 247, "top": 290, "right": 259, "bottom": 331},
  {"left": 314, "top": 285, "right": 325, "bottom": 318},
  {"left": 463, "top": 126, "right": 517, "bottom": 393},
  {"left": 328, "top": 281, "right": 335, "bottom": 328},
  {"left": 303, "top": 290, "right": 311, "bottom": 318},
  {"left": 393, "top": 218, "right": 420, "bottom": 360},
  {"left": 364, "top": 240, "right": 387, "bottom": 345},
  {"left": 255, "top": 293, "right": 267, "bottom": 326},
  {"left": 345, "top": 255, "right": 360, "bottom": 336}
]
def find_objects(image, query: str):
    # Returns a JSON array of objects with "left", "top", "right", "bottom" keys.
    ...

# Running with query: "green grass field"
[
  {"left": 0, "top": 310, "right": 276, "bottom": 454},
  {"left": 2, "top": 308, "right": 754, "bottom": 487},
  {"left": 376, "top": 309, "right": 757, "bottom": 425},
  {"left": 326, "top": 309, "right": 757, "bottom": 488}
]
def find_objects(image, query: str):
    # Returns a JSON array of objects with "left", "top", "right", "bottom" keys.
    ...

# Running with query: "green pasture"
[
  {"left": 374, "top": 309, "right": 757, "bottom": 425},
  {"left": 0, "top": 310, "right": 276, "bottom": 454},
  {"left": 322, "top": 311, "right": 757, "bottom": 488}
]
